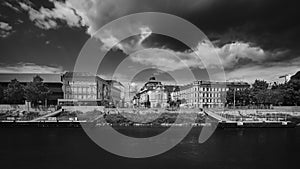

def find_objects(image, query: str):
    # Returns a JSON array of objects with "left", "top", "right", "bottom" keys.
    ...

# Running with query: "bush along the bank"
[{"left": 103, "top": 113, "right": 207, "bottom": 126}]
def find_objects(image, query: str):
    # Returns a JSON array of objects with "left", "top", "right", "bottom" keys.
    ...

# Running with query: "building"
[
  {"left": 106, "top": 80, "right": 125, "bottom": 107},
  {"left": 133, "top": 76, "right": 177, "bottom": 108},
  {"left": 0, "top": 73, "right": 63, "bottom": 105},
  {"left": 173, "top": 81, "right": 250, "bottom": 108},
  {"left": 0, "top": 72, "right": 126, "bottom": 107},
  {"left": 59, "top": 72, "right": 111, "bottom": 106}
]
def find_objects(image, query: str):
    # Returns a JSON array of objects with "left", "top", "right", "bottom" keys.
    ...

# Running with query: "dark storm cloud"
[
  {"left": 0, "top": 0, "right": 89, "bottom": 71},
  {"left": 0, "top": 0, "right": 299, "bottom": 82},
  {"left": 182, "top": 0, "right": 300, "bottom": 51}
]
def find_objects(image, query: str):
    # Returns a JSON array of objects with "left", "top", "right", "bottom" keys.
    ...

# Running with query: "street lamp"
[{"left": 233, "top": 88, "right": 236, "bottom": 109}]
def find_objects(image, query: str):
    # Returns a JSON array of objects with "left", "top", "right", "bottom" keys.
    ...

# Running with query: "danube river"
[{"left": 0, "top": 127, "right": 299, "bottom": 169}]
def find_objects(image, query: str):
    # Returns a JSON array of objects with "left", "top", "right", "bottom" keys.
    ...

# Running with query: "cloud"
[
  {"left": 197, "top": 42, "right": 289, "bottom": 69},
  {"left": 19, "top": 1, "right": 83, "bottom": 29},
  {"left": 0, "top": 62, "right": 63, "bottom": 73},
  {"left": 130, "top": 48, "right": 200, "bottom": 72},
  {"left": 126, "top": 39, "right": 298, "bottom": 83},
  {"left": 0, "top": 22, "right": 12, "bottom": 38},
  {"left": 3, "top": 1, "right": 21, "bottom": 12},
  {"left": 129, "top": 40, "right": 290, "bottom": 72},
  {"left": 66, "top": 0, "right": 212, "bottom": 35},
  {"left": 219, "top": 65, "right": 300, "bottom": 83},
  {"left": 98, "top": 24, "right": 152, "bottom": 54}
]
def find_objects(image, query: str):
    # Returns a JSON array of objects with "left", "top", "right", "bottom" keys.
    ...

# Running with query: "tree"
[
  {"left": 226, "top": 88, "right": 251, "bottom": 107},
  {"left": 4, "top": 79, "right": 25, "bottom": 104},
  {"left": 269, "top": 88, "right": 284, "bottom": 106},
  {"left": 225, "top": 72, "right": 300, "bottom": 107},
  {"left": 271, "top": 77, "right": 300, "bottom": 106},
  {"left": 252, "top": 80, "right": 268, "bottom": 91},
  {"left": 24, "top": 75, "right": 51, "bottom": 107},
  {"left": 291, "top": 71, "right": 300, "bottom": 80},
  {"left": 0, "top": 85, "right": 4, "bottom": 104},
  {"left": 285, "top": 79, "right": 300, "bottom": 106}
]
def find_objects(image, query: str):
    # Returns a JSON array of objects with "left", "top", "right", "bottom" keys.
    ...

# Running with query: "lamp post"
[{"left": 233, "top": 88, "right": 236, "bottom": 109}]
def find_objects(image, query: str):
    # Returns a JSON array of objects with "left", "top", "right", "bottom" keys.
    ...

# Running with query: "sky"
[{"left": 0, "top": 0, "right": 299, "bottom": 86}]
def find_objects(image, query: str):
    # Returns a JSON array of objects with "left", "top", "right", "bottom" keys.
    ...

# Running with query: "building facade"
[
  {"left": 106, "top": 80, "right": 125, "bottom": 107},
  {"left": 59, "top": 72, "right": 111, "bottom": 106},
  {"left": 133, "top": 77, "right": 174, "bottom": 108},
  {"left": 173, "top": 81, "right": 250, "bottom": 108}
]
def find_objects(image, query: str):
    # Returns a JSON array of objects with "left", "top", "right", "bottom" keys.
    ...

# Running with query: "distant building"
[
  {"left": 106, "top": 80, "right": 125, "bottom": 107},
  {"left": 0, "top": 73, "right": 63, "bottom": 105},
  {"left": 134, "top": 76, "right": 178, "bottom": 108},
  {"left": 59, "top": 72, "right": 111, "bottom": 106},
  {"left": 173, "top": 81, "right": 250, "bottom": 108}
]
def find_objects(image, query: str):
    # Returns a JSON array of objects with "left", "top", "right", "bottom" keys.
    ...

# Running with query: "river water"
[{"left": 0, "top": 127, "right": 299, "bottom": 169}]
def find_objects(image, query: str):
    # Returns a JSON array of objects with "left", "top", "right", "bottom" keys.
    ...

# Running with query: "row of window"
[
  {"left": 66, "top": 86, "right": 97, "bottom": 94},
  {"left": 176, "top": 88, "right": 228, "bottom": 95},
  {"left": 65, "top": 94, "right": 97, "bottom": 100},
  {"left": 68, "top": 81, "right": 97, "bottom": 85},
  {"left": 195, "top": 87, "right": 227, "bottom": 92},
  {"left": 149, "top": 94, "right": 168, "bottom": 100},
  {"left": 186, "top": 99, "right": 222, "bottom": 103},
  {"left": 177, "top": 93, "right": 222, "bottom": 98}
]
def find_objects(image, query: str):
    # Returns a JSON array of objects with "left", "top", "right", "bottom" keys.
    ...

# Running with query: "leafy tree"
[
  {"left": 271, "top": 78, "right": 300, "bottom": 106},
  {"left": 225, "top": 72, "right": 300, "bottom": 107},
  {"left": 4, "top": 79, "right": 25, "bottom": 104},
  {"left": 226, "top": 88, "right": 234, "bottom": 106},
  {"left": 252, "top": 80, "right": 268, "bottom": 91},
  {"left": 226, "top": 88, "right": 251, "bottom": 106},
  {"left": 269, "top": 88, "right": 284, "bottom": 106},
  {"left": 285, "top": 79, "right": 300, "bottom": 105},
  {"left": 0, "top": 85, "right": 4, "bottom": 103},
  {"left": 291, "top": 71, "right": 300, "bottom": 80},
  {"left": 24, "top": 75, "right": 50, "bottom": 107}
]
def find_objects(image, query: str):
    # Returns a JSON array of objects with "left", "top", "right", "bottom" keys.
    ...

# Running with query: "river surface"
[{"left": 0, "top": 126, "right": 299, "bottom": 169}]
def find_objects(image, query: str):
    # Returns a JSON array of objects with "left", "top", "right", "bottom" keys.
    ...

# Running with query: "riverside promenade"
[
  {"left": 0, "top": 107, "right": 298, "bottom": 128},
  {"left": 30, "top": 109, "right": 63, "bottom": 122},
  {"left": 204, "top": 110, "right": 229, "bottom": 121}
]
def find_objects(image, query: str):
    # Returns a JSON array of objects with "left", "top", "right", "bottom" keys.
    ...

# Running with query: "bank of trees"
[
  {"left": 0, "top": 75, "right": 50, "bottom": 107},
  {"left": 226, "top": 74, "right": 300, "bottom": 107}
]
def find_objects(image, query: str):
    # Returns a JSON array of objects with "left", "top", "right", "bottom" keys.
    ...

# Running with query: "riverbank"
[
  {"left": 0, "top": 121, "right": 297, "bottom": 128},
  {"left": 0, "top": 111, "right": 299, "bottom": 128},
  {"left": 1, "top": 108, "right": 300, "bottom": 128}
]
